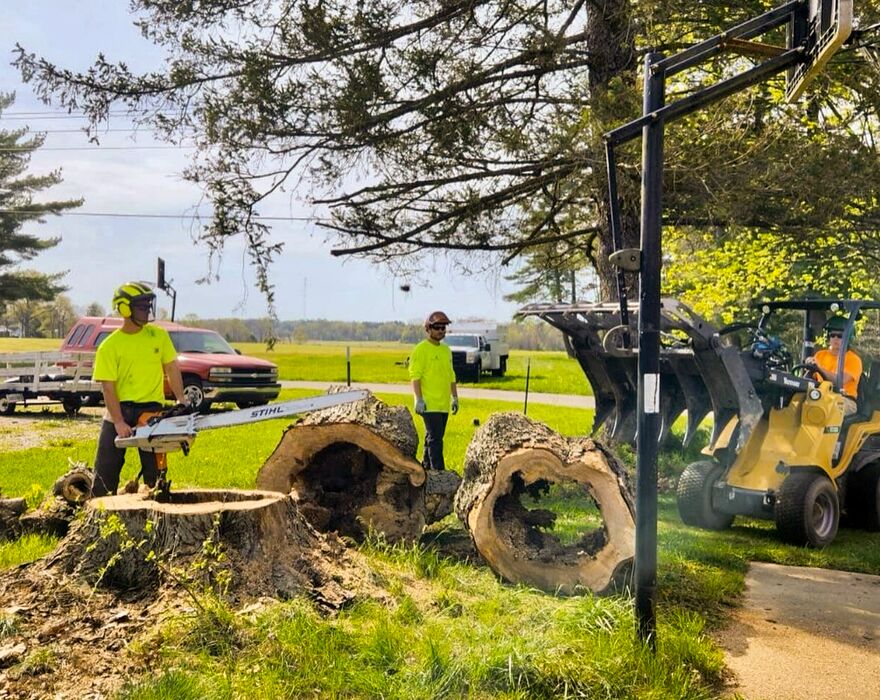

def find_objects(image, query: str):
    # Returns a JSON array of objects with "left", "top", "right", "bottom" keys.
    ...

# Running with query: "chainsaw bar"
[{"left": 114, "top": 390, "right": 370, "bottom": 453}]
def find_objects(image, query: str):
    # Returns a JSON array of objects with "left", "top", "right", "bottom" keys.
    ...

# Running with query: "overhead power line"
[
  {"left": 0, "top": 208, "right": 316, "bottom": 222},
  {"left": 0, "top": 145, "right": 192, "bottom": 152}
]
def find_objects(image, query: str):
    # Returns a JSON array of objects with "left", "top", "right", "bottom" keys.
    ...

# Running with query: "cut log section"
[
  {"left": 455, "top": 412, "right": 635, "bottom": 595},
  {"left": 256, "top": 391, "right": 459, "bottom": 541},
  {"left": 46, "top": 489, "right": 357, "bottom": 607}
]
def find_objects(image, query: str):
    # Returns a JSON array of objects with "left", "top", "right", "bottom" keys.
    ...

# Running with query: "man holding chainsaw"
[
  {"left": 90, "top": 282, "right": 188, "bottom": 497},
  {"left": 805, "top": 315, "right": 862, "bottom": 416},
  {"left": 409, "top": 310, "right": 458, "bottom": 470}
]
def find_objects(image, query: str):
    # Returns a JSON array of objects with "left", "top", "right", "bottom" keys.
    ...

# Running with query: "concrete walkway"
[{"left": 280, "top": 380, "right": 595, "bottom": 409}]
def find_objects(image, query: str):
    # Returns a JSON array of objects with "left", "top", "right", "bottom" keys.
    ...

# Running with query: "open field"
[{"left": 0, "top": 337, "right": 592, "bottom": 395}]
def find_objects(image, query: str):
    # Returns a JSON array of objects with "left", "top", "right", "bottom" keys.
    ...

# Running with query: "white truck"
[{"left": 442, "top": 325, "right": 510, "bottom": 383}]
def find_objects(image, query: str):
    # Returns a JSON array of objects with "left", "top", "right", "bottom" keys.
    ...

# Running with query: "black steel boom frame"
[{"left": 601, "top": 0, "right": 815, "bottom": 645}]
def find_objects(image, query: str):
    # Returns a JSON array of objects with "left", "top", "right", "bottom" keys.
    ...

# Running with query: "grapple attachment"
[{"left": 518, "top": 299, "right": 763, "bottom": 450}]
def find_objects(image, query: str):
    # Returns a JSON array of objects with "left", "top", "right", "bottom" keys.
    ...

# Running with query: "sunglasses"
[
  {"left": 827, "top": 332, "right": 843, "bottom": 338},
  {"left": 429, "top": 324, "right": 448, "bottom": 330}
]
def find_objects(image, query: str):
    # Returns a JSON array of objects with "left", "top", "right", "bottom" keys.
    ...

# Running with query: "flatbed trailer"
[{"left": 0, "top": 351, "right": 101, "bottom": 415}]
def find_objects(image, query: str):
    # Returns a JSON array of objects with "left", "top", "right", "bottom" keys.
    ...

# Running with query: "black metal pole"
[
  {"left": 346, "top": 345, "right": 351, "bottom": 386},
  {"left": 523, "top": 357, "right": 531, "bottom": 415},
  {"left": 635, "top": 51, "right": 665, "bottom": 647}
]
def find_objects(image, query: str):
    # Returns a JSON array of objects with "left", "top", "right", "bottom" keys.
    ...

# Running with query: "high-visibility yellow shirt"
[
  {"left": 93, "top": 324, "right": 177, "bottom": 403},
  {"left": 409, "top": 339, "right": 456, "bottom": 412},
  {"left": 814, "top": 348, "right": 862, "bottom": 398}
]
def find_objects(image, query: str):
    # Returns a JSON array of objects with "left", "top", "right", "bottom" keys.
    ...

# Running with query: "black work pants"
[
  {"left": 91, "top": 402, "right": 163, "bottom": 497},
  {"left": 421, "top": 411, "right": 449, "bottom": 471}
]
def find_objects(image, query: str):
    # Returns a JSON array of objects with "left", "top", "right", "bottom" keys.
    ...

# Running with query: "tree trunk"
[
  {"left": 0, "top": 498, "right": 26, "bottom": 540},
  {"left": 45, "top": 489, "right": 358, "bottom": 607},
  {"left": 256, "top": 390, "right": 460, "bottom": 542},
  {"left": 454, "top": 413, "right": 634, "bottom": 595},
  {"left": 585, "top": 0, "right": 640, "bottom": 301}
]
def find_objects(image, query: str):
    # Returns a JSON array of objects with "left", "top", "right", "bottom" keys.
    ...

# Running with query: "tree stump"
[
  {"left": 45, "top": 489, "right": 358, "bottom": 607},
  {"left": 455, "top": 413, "right": 635, "bottom": 595},
  {"left": 256, "top": 391, "right": 459, "bottom": 541}
]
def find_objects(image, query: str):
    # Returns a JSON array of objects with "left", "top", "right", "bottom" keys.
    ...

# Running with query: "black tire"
[
  {"left": 846, "top": 463, "right": 880, "bottom": 531},
  {"left": 0, "top": 396, "right": 15, "bottom": 416},
  {"left": 676, "top": 460, "right": 734, "bottom": 530},
  {"left": 775, "top": 471, "right": 839, "bottom": 547},
  {"left": 62, "top": 396, "right": 82, "bottom": 416},
  {"left": 492, "top": 357, "right": 507, "bottom": 377},
  {"left": 472, "top": 361, "right": 481, "bottom": 383},
  {"left": 183, "top": 377, "right": 209, "bottom": 413}
]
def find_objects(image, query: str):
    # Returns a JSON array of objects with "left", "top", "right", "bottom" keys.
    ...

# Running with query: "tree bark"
[
  {"left": 455, "top": 412, "right": 634, "bottom": 595},
  {"left": 46, "top": 489, "right": 357, "bottom": 608},
  {"left": 256, "top": 390, "right": 460, "bottom": 542}
]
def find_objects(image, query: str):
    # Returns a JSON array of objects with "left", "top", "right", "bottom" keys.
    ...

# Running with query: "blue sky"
[{"left": 1, "top": 2, "right": 524, "bottom": 323}]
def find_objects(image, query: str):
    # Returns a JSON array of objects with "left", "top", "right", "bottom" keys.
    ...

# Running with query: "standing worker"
[
  {"left": 90, "top": 282, "right": 188, "bottom": 496},
  {"left": 410, "top": 310, "right": 459, "bottom": 470}
]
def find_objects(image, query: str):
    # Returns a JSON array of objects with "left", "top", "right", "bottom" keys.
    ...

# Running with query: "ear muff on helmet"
[{"left": 113, "top": 282, "right": 155, "bottom": 319}]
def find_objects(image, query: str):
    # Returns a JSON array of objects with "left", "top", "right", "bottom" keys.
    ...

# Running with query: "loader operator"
[
  {"left": 805, "top": 316, "right": 862, "bottom": 416},
  {"left": 90, "top": 282, "right": 188, "bottom": 497},
  {"left": 409, "top": 310, "right": 459, "bottom": 471}
]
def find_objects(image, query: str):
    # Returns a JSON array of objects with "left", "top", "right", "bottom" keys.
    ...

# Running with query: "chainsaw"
[{"left": 115, "top": 390, "right": 370, "bottom": 455}]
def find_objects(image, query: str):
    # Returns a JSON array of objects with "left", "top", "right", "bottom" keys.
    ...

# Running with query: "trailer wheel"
[
  {"left": 775, "top": 471, "right": 839, "bottom": 547},
  {"left": 62, "top": 396, "right": 82, "bottom": 416},
  {"left": 846, "top": 463, "right": 880, "bottom": 531},
  {"left": 183, "top": 378, "right": 208, "bottom": 413},
  {"left": 0, "top": 396, "right": 15, "bottom": 416},
  {"left": 676, "top": 460, "right": 733, "bottom": 530}
]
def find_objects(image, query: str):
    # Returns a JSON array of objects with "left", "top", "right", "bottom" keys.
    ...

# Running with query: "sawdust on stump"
[
  {"left": 256, "top": 390, "right": 461, "bottom": 542},
  {"left": 45, "top": 489, "right": 361, "bottom": 607},
  {"left": 455, "top": 412, "right": 635, "bottom": 595}
]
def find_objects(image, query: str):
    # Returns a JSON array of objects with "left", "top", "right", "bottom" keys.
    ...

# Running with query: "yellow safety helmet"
[{"left": 112, "top": 281, "right": 155, "bottom": 319}]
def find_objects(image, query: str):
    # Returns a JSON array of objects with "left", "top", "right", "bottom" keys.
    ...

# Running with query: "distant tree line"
[{"left": 182, "top": 316, "right": 566, "bottom": 351}]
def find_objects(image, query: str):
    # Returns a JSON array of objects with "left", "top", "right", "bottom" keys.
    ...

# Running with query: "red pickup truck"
[{"left": 60, "top": 317, "right": 281, "bottom": 411}]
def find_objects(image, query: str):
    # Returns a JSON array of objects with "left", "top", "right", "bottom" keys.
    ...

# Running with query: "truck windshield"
[
  {"left": 443, "top": 335, "right": 479, "bottom": 347},
  {"left": 169, "top": 330, "right": 236, "bottom": 354}
]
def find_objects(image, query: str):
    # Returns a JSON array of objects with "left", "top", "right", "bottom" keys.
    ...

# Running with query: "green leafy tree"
[
  {"left": 0, "top": 93, "right": 82, "bottom": 306},
  {"left": 14, "top": 1, "right": 880, "bottom": 311},
  {"left": 85, "top": 301, "right": 105, "bottom": 316},
  {"left": 35, "top": 294, "right": 77, "bottom": 338}
]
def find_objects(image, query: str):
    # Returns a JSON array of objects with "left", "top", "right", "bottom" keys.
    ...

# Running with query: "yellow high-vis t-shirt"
[
  {"left": 93, "top": 324, "right": 178, "bottom": 403},
  {"left": 409, "top": 339, "right": 456, "bottom": 412}
]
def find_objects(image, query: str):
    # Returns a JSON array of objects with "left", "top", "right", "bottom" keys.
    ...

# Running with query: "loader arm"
[{"left": 518, "top": 300, "right": 763, "bottom": 450}]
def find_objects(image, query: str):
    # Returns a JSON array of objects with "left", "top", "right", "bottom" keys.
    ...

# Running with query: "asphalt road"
[{"left": 280, "top": 380, "right": 596, "bottom": 409}]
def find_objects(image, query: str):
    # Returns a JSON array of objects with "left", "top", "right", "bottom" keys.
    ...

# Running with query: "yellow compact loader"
[{"left": 519, "top": 298, "right": 880, "bottom": 547}]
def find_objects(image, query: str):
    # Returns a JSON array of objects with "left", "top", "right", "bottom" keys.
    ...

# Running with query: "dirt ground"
[{"left": 718, "top": 562, "right": 880, "bottom": 700}]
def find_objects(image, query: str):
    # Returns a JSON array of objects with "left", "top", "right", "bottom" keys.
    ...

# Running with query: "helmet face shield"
[{"left": 425, "top": 310, "right": 452, "bottom": 330}]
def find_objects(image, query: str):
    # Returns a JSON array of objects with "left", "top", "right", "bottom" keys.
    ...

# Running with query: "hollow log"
[
  {"left": 454, "top": 412, "right": 635, "bottom": 595},
  {"left": 45, "top": 489, "right": 358, "bottom": 608},
  {"left": 256, "top": 391, "right": 456, "bottom": 541}
]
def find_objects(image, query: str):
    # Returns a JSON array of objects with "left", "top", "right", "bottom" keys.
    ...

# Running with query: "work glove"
[
  {"left": 414, "top": 398, "right": 426, "bottom": 415},
  {"left": 451, "top": 397, "right": 459, "bottom": 415}
]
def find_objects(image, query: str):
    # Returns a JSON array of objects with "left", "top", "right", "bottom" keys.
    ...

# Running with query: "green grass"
[
  {"left": 236, "top": 341, "right": 592, "bottom": 395},
  {"left": 4, "top": 382, "right": 880, "bottom": 698},
  {"left": 0, "top": 337, "right": 592, "bottom": 395}
]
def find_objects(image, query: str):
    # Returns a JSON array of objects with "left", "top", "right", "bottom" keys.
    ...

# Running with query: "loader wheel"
[
  {"left": 676, "top": 461, "right": 733, "bottom": 531},
  {"left": 775, "top": 471, "right": 839, "bottom": 547},
  {"left": 183, "top": 378, "right": 208, "bottom": 413},
  {"left": 846, "top": 463, "right": 880, "bottom": 531}
]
